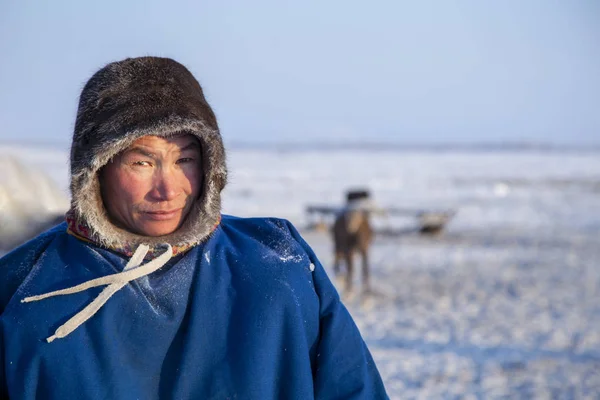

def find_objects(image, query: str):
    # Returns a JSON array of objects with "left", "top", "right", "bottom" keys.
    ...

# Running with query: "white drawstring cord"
[{"left": 21, "top": 243, "right": 173, "bottom": 343}]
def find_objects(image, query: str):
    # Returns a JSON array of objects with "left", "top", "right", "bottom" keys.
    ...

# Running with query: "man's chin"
[
  {"left": 131, "top": 211, "right": 187, "bottom": 237},
  {"left": 135, "top": 221, "right": 182, "bottom": 237}
]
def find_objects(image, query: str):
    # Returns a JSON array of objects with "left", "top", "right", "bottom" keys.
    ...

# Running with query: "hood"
[{"left": 69, "top": 56, "right": 227, "bottom": 253}]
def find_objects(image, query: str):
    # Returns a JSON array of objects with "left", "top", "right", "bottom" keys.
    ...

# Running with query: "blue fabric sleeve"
[
  {"left": 0, "top": 227, "right": 59, "bottom": 400},
  {"left": 0, "top": 329, "right": 6, "bottom": 400},
  {"left": 0, "top": 225, "right": 60, "bottom": 314},
  {"left": 283, "top": 221, "right": 389, "bottom": 400}
]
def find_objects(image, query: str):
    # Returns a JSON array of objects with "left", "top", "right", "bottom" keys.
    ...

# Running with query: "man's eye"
[
  {"left": 177, "top": 158, "right": 195, "bottom": 164},
  {"left": 132, "top": 160, "right": 152, "bottom": 167}
]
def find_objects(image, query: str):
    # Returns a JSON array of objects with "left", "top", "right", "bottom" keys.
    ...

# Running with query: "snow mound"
[{"left": 0, "top": 155, "right": 69, "bottom": 251}]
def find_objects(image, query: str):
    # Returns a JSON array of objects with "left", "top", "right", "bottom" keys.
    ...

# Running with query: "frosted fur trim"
[
  {"left": 71, "top": 119, "right": 225, "bottom": 250},
  {"left": 69, "top": 57, "right": 227, "bottom": 252}
]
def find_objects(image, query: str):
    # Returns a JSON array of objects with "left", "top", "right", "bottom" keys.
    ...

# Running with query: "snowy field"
[{"left": 2, "top": 143, "right": 600, "bottom": 398}]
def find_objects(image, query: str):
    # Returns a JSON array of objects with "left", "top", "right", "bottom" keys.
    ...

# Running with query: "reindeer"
[{"left": 331, "top": 190, "right": 375, "bottom": 294}]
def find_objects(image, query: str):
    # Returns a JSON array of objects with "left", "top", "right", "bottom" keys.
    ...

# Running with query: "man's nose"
[{"left": 151, "top": 167, "right": 179, "bottom": 201}]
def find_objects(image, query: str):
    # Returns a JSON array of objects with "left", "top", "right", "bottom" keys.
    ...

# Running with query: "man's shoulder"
[
  {"left": 218, "top": 214, "right": 314, "bottom": 270},
  {"left": 217, "top": 215, "right": 319, "bottom": 303},
  {"left": 220, "top": 214, "right": 296, "bottom": 235},
  {"left": 219, "top": 215, "right": 308, "bottom": 251}
]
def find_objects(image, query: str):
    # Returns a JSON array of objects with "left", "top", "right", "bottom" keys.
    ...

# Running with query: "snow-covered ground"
[{"left": 2, "top": 143, "right": 600, "bottom": 398}]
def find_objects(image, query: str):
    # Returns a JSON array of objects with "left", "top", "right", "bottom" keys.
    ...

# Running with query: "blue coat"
[{"left": 1, "top": 216, "right": 388, "bottom": 399}]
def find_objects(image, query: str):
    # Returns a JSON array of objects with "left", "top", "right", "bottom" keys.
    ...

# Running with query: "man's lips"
[{"left": 141, "top": 209, "right": 182, "bottom": 221}]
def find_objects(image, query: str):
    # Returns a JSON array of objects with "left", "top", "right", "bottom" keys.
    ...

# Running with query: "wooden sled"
[{"left": 305, "top": 204, "right": 455, "bottom": 236}]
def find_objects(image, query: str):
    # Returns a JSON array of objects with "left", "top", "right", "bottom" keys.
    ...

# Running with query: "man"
[{"left": 0, "top": 57, "right": 388, "bottom": 399}]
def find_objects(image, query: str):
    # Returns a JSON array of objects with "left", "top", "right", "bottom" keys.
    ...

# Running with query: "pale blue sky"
[{"left": 0, "top": 1, "right": 598, "bottom": 146}]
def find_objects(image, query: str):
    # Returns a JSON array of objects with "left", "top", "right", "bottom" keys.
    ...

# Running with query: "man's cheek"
[{"left": 124, "top": 181, "right": 148, "bottom": 202}]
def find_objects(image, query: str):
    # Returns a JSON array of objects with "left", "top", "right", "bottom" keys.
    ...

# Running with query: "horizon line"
[{"left": 1, "top": 138, "right": 599, "bottom": 153}]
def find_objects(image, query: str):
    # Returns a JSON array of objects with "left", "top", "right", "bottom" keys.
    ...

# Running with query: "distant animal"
[{"left": 331, "top": 190, "right": 375, "bottom": 294}]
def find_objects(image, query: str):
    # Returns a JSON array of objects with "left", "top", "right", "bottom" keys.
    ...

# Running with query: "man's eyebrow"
[
  {"left": 180, "top": 141, "right": 201, "bottom": 152},
  {"left": 123, "top": 147, "right": 155, "bottom": 158}
]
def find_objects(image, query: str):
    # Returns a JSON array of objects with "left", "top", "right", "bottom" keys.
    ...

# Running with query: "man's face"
[{"left": 100, "top": 134, "right": 202, "bottom": 237}]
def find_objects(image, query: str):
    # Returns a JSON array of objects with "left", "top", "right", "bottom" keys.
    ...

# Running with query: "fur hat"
[{"left": 70, "top": 56, "right": 227, "bottom": 251}]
